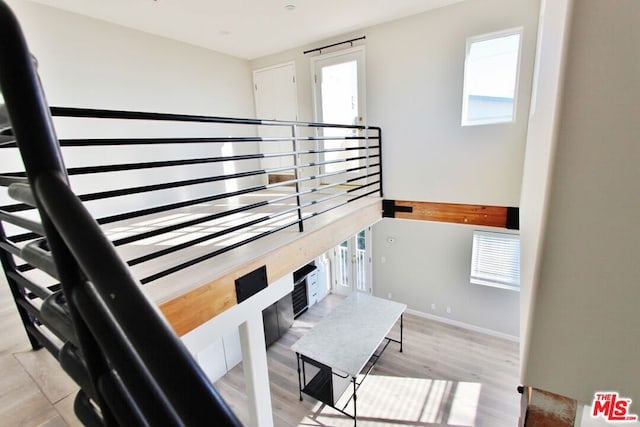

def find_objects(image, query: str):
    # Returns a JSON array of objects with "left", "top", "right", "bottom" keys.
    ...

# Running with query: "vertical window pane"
[
  {"left": 470, "top": 231, "right": 520, "bottom": 290},
  {"left": 462, "top": 30, "right": 522, "bottom": 126}
]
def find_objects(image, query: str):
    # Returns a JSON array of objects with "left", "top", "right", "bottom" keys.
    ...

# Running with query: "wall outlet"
[
  {"left": 387, "top": 292, "right": 392, "bottom": 299},
  {"left": 446, "top": 306, "right": 452, "bottom": 314},
  {"left": 431, "top": 303, "right": 437, "bottom": 311}
]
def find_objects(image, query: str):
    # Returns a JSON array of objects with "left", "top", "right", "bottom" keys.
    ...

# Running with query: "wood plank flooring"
[
  {"left": 0, "top": 274, "right": 520, "bottom": 426},
  {"left": 0, "top": 275, "right": 81, "bottom": 427},
  {"left": 215, "top": 294, "right": 521, "bottom": 427}
]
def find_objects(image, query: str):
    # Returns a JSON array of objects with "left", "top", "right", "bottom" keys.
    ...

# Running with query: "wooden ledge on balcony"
[{"left": 137, "top": 195, "right": 382, "bottom": 336}]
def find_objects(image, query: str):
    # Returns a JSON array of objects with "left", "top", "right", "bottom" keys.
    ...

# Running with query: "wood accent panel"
[
  {"left": 267, "top": 173, "right": 295, "bottom": 185},
  {"left": 394, "top": 200, "right": 511, "bottom": 228},
  {"left": 519, "top": 386, "right": 577, "bottom": 427},
  {"left": 159, "top": 199, "right": 382, "bottom": 336}
]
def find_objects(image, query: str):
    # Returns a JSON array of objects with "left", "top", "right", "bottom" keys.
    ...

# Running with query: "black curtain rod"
[{"left": 303, "top": 36, "right": 366, "bottom": 55}]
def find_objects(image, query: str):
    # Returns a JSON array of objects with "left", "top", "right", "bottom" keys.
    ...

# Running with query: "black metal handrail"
[
  {"left": 1, "top": 105, "right": 382, "bottom": 283},
  {"left": 0, "top": 0, "right": 383, "bottom": 425},
  {"left": 0, "top": 1, "right": 245, "bottom": 424}
]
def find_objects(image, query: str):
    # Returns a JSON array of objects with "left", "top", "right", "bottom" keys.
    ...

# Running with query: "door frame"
[
  {"left": 252, "top": 61, "right": 298, "bottom": 121},
  {"left": 310, "top": 46, "right": 367, "bottom": 125},
  {"left": 331, "top": 227, "right": 373, "bottom": 296}
]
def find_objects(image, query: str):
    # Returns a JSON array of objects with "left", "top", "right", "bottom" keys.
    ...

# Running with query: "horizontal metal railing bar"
[
  {"left": 0, "top": 139, "right": 16, "bottom": 148},
  {"left": 101, "top": 180, "right": 296, "bottom": 226},
  {"left": 123, "top": 162, "right": 375, "bottom": 227},
  {"left": 129, "top": 214, "right": 277, "bottom": 268},
  {"left": 139, "top": 186, "right": 380, "bottom": 284},
  {"left": 0, "top": 239, "right": 21, "bottom": 257},
  {"left": 25, "top": 324, "right": 61, "bottom": 359},
  {"left": 26, "top": 283, "right": 62, "bottom": 300},
  {"left": 0, "top": 175, "right": 28, "bottom": 186},
  {"left": 304, "top": 188, "right": 381, "bottom": 222},
  {"left": 131, "top": 179, "right": 379, "bottom": 272},
  {"left": 64, "top": 152, "right": 280, "bottom": 176},
  {"left": 113, "top": 170, "right": 379, "bottom": 248},
  {"left": 0, "top": 203, "right": 30, "bottom": 213},
  {"left": 16, "top": 263, "right": 34, "bottom": 272},
  {"left": 50, "top": 106, "right": 383, "bottom": 132},
  {"left": 77, "top": 167, "right": 294, "bottom": 203},
  {"left": 139, "top": 216, "right": 304, "bottom": 284},
  {"left": 115, "top": 166, "right": 380, "bottom": 249},
  {"left": 16, "top": 297, "right": 42, "bottom": 320},
  {"left": 66, "top": 154, "right": 378, "bottom": 203},
  {"left": 1, "top": 145, "right": 380, "bottom": 178},
  {"left": 125, "top": 183, "right": 341, "bottom": 265},
  {"left": 0, "top": 153, "right": 381, "bottom": 215},
  {"left": 113, "top": 199, "right": 271, "bottom": 247},
  {"left": 296, "top": 181, "right": 379, "bottom": 211},
  {"left": 94, "top": 164, "right": 377, "bottom": 227},
  {"left": 0, "top": 210, "right": 44, "bottom": 234},
  {"left": 3, "top": 165, "right": 381, "bottom": 244},
  {"left": 8, "top": 269, "right": 53, "bottom": 300},
  {"left": 49, "top": 135, "right": 379, "bottom": 148}
]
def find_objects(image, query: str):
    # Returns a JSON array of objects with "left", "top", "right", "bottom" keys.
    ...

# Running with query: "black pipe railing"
[
  {"left": 0, "top": 1, "right": 383, "bottom": 425},
  {"left": 2, "top": 104, "right": 382, "bottom": 280}
]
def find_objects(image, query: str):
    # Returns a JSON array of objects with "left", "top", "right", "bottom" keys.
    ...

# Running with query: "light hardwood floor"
[
  {"left": 0, "top": 276, "right": 81, "bottom": 426},
  {"left": 0, "top": 278, "right": 520, "bottom": 426},
  {"left": 215, "top": 294, "right": 521, "bottom": 427}
]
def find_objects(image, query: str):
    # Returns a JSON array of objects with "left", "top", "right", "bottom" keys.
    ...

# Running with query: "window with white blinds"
[{"left": 470, "top": 230, "right": 520, "bottom": 291}]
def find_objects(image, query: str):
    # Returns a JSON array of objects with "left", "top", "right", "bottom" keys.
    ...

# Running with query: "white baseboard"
[{"left": 404, "top": 308, "right": 520, "bottom": 343}]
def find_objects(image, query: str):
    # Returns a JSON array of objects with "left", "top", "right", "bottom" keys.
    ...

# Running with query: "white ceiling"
[{"left": 29, "top": 0, "right": 464, "bottom": 59}]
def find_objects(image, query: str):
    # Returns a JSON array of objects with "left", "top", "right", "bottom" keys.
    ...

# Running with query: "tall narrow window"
[
  {"left": 470, "top": 231, "right": 520, "bottom": 291},
  {"left": 461, "top": 28, "right": 522, "bottom": 126}
]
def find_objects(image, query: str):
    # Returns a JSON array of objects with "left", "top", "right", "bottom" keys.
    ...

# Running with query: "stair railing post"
[{"left": 291, "top": 124, "right": 304, "bottom": 232}]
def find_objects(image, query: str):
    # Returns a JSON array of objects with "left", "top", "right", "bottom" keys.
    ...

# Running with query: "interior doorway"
[
  {"left": 331, "top": 228, "right": 372, "bottom": 296},
  {"left": 311, "top": 47, "right": 366, "bottom": 176},
  {"left": 253, "top": 62, "right": 298, "bottom": 175}
]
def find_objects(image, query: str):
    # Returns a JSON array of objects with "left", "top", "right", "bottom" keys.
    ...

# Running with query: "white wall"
[
  {"left": 518, "top": 0, "right": 573, "bottom": 364},
  {"left": 6, "top": 0, "right": 254, "bottom": 116},
  {"left": 252, "top": 0, "right": 539, "bottom": 338},
  {"left": 2, "top": 0, "right": 260, "bottom": 220},
  {"left": 522, "top": 0, "right": 640, "bottom": 404},
  {"left": 374, "top": 219, "right": 520, "bottom": 338}
]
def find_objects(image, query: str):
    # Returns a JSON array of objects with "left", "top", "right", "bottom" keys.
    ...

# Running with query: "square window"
[
  {"left": 470, "top": 230, "right": 520, "bottom": 291},
  {"left": 461, "top": 28, "right": 523, "bottom": 126}
]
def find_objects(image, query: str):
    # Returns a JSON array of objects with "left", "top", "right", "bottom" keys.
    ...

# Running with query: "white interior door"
[
  {"left": 311, "top": 47, "right": 366, "bottom": 177},
  {"left": 253, "top": 62, "right": 298, "bottom": 173},
  {"left": 332, "top": 228, "right": 372, "bottom": 296}
]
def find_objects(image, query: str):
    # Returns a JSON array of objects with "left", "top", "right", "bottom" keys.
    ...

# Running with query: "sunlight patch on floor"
[{"left": 301, "top": 376, "right": 481, "bottom": 426}]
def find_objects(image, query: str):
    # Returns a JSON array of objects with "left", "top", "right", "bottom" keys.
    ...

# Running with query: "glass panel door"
[
  {"left": 332, "top": 228, "right": 371, "bottom": 295},
  {"left": 311, "top": 47, "right": 366, "bottom": 180}
]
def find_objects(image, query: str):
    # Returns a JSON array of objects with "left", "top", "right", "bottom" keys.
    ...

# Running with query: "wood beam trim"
[
  {"left": 383, "top": 199, "right": 519, "bottom": 229},
  {"left": 159, "top": 199, "right": 382, "bottom": 336}
]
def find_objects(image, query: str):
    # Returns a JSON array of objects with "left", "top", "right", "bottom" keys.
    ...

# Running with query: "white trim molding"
[{"left": 405, "top": 308, "right": 520, "bottom": 343}]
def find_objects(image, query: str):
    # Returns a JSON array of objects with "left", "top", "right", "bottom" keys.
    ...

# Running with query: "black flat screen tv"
[{"left": 235, "top": 265, "right": 268, "bottom": 303}]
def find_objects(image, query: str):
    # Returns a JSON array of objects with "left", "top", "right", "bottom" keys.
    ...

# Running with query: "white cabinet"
[
  {"left": 196, "top": 329, "right": 243, "bottom": 383},
  {"left": 197, "top": 338, "right": 227, "bottom": 383},
  {"left": 223, "top": 330, "right": 242, "bottom": 371},
  {"left": 306, "top": 269, "right": 319, "bottom": 306}
]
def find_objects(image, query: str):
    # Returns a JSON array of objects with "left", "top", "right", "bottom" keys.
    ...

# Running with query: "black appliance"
[
  {"left": 262, "top": 292, "right": 294, "bottom": 348},
  {"left": 292, "top": 263, "right": 317, "bottom": 318}
]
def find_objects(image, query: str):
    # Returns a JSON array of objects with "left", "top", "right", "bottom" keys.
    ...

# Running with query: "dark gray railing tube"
[{"left": 291, "top": 124, "right": 304, "bottom": 232}]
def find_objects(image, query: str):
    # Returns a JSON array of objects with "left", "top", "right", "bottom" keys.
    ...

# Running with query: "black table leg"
[
  {"left": 400, "top": 314, "right": 404, "bottom": 353},
  {"left": 296, "top": 352, "right": 303, "bottom": 401}
]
